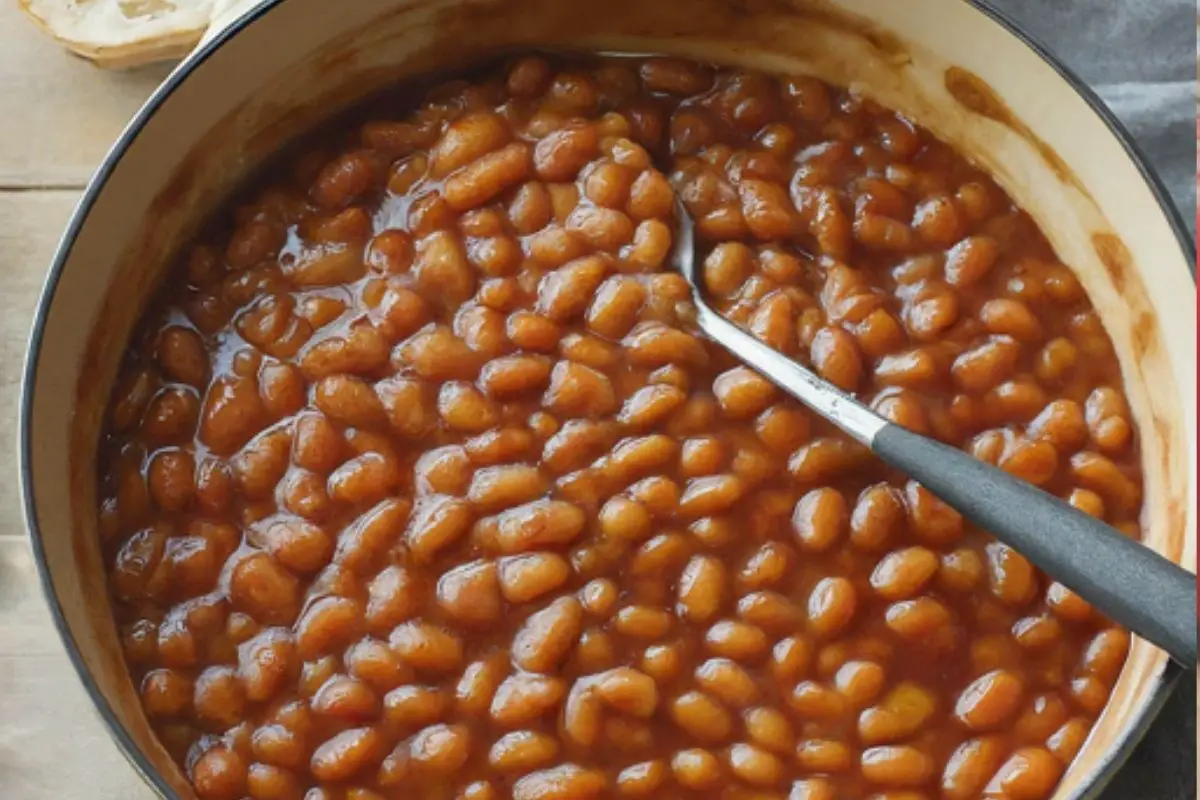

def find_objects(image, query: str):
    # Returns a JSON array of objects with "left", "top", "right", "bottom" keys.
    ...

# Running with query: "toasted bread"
[{"left": 19, "top": 0, "right": 217, "bottom": 69}]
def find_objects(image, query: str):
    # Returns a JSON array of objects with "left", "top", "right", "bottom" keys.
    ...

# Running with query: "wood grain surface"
[
  {"left": 0, "top": 1, "right": 166, "bottom": 794},
  {"left": 0, "top": 2, "right": 1192, "bottom": 799}
]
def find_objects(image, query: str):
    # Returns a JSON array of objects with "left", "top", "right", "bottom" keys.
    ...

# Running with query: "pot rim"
[{"left": 17, "top": 1, "right": 1195, "bottom": 798}]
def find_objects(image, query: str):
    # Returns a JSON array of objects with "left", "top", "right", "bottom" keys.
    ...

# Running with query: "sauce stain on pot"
[{"left": 944, "top": 64, "right": 1076, "bottom": 189}]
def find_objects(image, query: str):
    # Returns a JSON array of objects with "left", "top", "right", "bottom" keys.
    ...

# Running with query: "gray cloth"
[
  {"left": 991, "top": 0, "right": 1197, "bottom": 241},
  {"left": 989, "top": 3, "right": 1197, "bottom": 799}
]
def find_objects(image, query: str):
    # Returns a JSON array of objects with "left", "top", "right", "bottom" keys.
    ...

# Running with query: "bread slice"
[{"left": 20, "top": 0, "right": 217, "bottom": 69}]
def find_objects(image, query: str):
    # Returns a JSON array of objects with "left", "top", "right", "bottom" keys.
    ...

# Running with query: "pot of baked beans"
[{"left": 20, "top": 1, "right": 1195, "bottom": 799}]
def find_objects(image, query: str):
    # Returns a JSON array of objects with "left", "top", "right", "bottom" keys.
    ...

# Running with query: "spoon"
[{"left": 670, "top": 197, "right": 1196, "bottom": 667}]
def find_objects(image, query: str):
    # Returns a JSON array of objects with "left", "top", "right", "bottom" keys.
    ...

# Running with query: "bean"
[
  {"left": 513, "top": 764, "right": 606, "bottom": 800},
  {"left": 512, "top": 597, "right": 583, "bottom": 673},
  {"left": 956, "top": 670, "right": 1024, "bottom": 731}
]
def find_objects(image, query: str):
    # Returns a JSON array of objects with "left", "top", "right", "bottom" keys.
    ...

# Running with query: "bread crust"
[{"left": 19, "top": 0, "right": 215, "bottom": 69}]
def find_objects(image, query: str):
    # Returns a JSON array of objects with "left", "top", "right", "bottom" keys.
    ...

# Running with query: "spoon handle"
[
  {"left": 693, "top": 304, "right": 1197, "bottom": 667},
  {"left": 875, "top": 424, "right": 1195, "bottom": 666}
]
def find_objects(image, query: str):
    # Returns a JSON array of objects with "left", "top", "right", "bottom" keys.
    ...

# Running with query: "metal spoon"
[{"left": 671, "top": 197, "right": 1196, "bottom": 666}]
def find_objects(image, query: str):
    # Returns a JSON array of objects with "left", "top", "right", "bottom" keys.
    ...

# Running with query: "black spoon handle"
[{"left": 875, "top": 423, "right": 1196, "bottom": 666}]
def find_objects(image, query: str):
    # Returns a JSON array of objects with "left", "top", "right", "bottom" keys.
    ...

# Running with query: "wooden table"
[
  {"left": 0, "top": 4, "right": 173, "bottom": 795},
  {"left": 0, "top": 3, "right": 1193, "bottom": 798}
]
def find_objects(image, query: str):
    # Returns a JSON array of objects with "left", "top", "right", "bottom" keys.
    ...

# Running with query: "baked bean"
[
  {"left": 748, "top": 289, "right": 796, "bottom": 352},
  {"left": 619, "top": 384, "right": 688, "bottom": 432},
  {"left": 511, "top": 597, "right": 583, "bottom": 673},
  {"left": 790, "top": 778, "right": 837, "bottom": 800},
  {"left": 858, "top": 681, "right": 936, "bottom": 745},
  {"left": 998, "top": 436, "right": 1059, "bottom": 486},
  {"left": 490, "top": 730, "right": 559, "bottom": 773},
  {"left": 849, "top": 484, "right": 904, "bottom": 551},
  {"left": 811, "top": 326, "right": 863, "bottom": 391},
  {"left": 956, "top": 669, "right": 1024, "bottom": 731},
  {"left": 430, "top": 112, "right": 508, "bottom": 178},
  {"left": 403, "top": 495, "right": 473, "bottom": 563},
  {"left": 628, "top": 169, "right": 674, "bottom": 220},
  {"left": 885, "top": 597, "right": 951, "bottom": 641},
  {"left": 561, "top": 331, "right": 623, "bottom": 370},
  {"left": 795, "top": 739, "right": 853, "bottom": 774},
  {"left": 535, "top": 123, "right": 599, "bottom": 181},
  {"left": 498, "top": 552, "right": 571, "bottom": 604},
  {"left": 245, "top": 763, "right": 302, "bottom": 799},
  {"left": 980, "top": 298, "right": 1042, "bottom": 342},
  {"left": 952, "top": 336, "right": 1021, "bottom": 393},
  {"left": 147, "top": 449, "right": 196, "bottom": 512},
  {"left": 544, "top": 359, "right": 618, "bottom": 418},
  {"left": 676, "top": 555, "right": 727, "bottom": 623},
  {"left": 986, "top": 542, "right": 1038, "bottom": 608},
  {"left": 1027, "top": 399, "right": 1088, "bottom": 452},
  {"left": 942, "top": 737, "right": 1006, "bottom": 800},
  {"left": 945, "top": 236, "right": 998, "bottom": 287},
  {"left": 807, "top": 578, "right": 857, "bottom": 639},
  {"left": 729, "top": 741, "right": 786, "bottom": 787},
  {"left": 1047, "top": 717, "right": 1091, "bottom": 764},
  {"left": 467, "top": 464, "right": 546, "bottom": 513},
  {"left": 938, "top": 548, "right": 985, "bottom": 594},
  {"left": 396, "top": 325, "right": 483, "bottom": 381},
  {"left": 389, "top": 621, "right": 463, "bottom": 674},
  {"left": 435, "top": 560, "right": 502, "bottom": 628},
  {"left": 482, "top": 499, "right": 586, "bottom": 554},
  {"left": 767, "top": 637, "right": 812, "bottom": 688},
  {"left": 678, "top": 474, "right": 744, "bottom": 519},
  {"left": 904, "top": 482, "right": 963, "bottom": 545},
  {"left": 788, "top": 681, "right": 846, "bottom": 721},
  {"left": 793, "top": 488, "right": 849, "bottom": 552},
  {"left": 1070, "top": 451, "right": 1142, "bottom": 513},
  {"left": 237, "top": 629, "right": 297, "bottom": 703},
  {"left": 788, "top": 436, "right": 871, "bottom": 485},
  {"left": 640, "top": 642, "right": 683, "bottom": 683},
  {"left": 1035, "top": 336, "right": 1079, "bottom": 384},
  {"left": 595, "top": 666, "right": 659, "bottom": 718},
  {"left": 985, "top": 747, "right": 1063, "bottom": 799},
  {"left": 737, "top": 591, "right": 803, "bottom": 635},
  {"left": 860, "top": 746, "right": 934, "bottom": 787},
  {"left": 830, "top": 662, "right": 888, "bottom": 710},
  {"left": 294, "top": 596, "right": 363, "bottom": 660},
  {"left": 512, "top": 764, "right": 606, "bottom": 800},
  {"left": 613, "top": 604, "right": 672, "bottom": 640},
  {"left": 229, "top": 553, "right": 300, "bottom": 626},
  {"left": 310, "top": 727, "right": 384, "bottom": 783},
  {"left": 1085, "top": 387, "right": 1133, "bottom": 453},
  {"left": 106, "top": 54, "right": 1138, "bottom": 800},
  {"left": 714, "top": 366, "right": 777, "bottom": 418},
  {"left": 311, "top": 674, "right": 379, "bottom": 723},
  {"left": 490, "top": 672, "right": 567, "bottom": 727},
  {"left": 192, "top": 746, "right": 248, "bottom": 800},
  {"left": 621, "top": 322, "right": 707, "bottom": 371},
  {"left": 344, "top": 638, "right": 407, "bottom": 692},
  {"left": 615, "top": 759, "right": 667, "bottom": 797},
  {"left": 141, "top": 668, "right": 193, "bottom": 719},
  {"left": 1011, "top": 614, "right": 1062, "bottom": 651},
  {"left": 1080, "top": 627, "right": 1130, "bottom": 683},
  {"left": 445, "top": 142, "right": 532, "bottom": 211},
  {"left": 870, "top": 547, "right": 939, "bottom": 600},
  {"left": 705, "top": 620, "right": 769, "bottom": 662}
]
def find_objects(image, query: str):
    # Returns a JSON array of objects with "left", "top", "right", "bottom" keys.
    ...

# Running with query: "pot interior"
[{"left": 23, "top": 0, "right": 1195, "bottom": 798}]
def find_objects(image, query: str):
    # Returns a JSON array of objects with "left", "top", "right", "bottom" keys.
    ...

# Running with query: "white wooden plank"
[
  {"left": 0, "top": 538, "right": 149, "bottom": 797},
  {"left": 0, "top": 191, "right": 77, "bottom": 539},
  {"left": 0, "top": 3, "right": 168, "bottom": 188}
]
